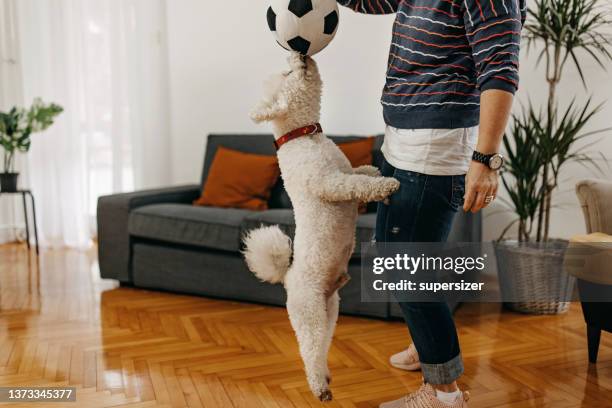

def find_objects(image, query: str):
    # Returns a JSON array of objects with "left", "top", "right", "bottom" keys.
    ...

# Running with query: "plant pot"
[
  {"left": 0, "top": 172, "right": 19, "bottom": 192},
  {"left": 495, "top": 239, "right": 574, "bottom": 315}
]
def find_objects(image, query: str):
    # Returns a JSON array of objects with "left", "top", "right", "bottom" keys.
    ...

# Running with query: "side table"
[{"left": 0, "top": 189, "right": 39, "bottom": 254}]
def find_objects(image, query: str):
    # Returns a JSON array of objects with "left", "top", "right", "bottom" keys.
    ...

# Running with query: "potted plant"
[
  {"left": 496, "top": 0, "right": 611, "bottom": 314},
  {"left": 0, "top": 98, "right": 63, "bottom": 192}
]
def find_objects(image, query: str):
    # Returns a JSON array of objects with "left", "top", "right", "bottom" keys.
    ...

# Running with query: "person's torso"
[
  {"left": 381, "top": 126, "right": 477, "bottom": 176},
  {"left": 382, "top": 0, "right": 479, "bottom": 129}
]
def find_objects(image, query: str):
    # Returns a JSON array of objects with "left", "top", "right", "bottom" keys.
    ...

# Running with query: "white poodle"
[{"left": 243, "top": 53, "right": 399, "bottom": 402}]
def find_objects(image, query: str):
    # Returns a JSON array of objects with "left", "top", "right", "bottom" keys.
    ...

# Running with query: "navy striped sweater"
[{"left": 338, "top": 0, "right": 525, "bottom": 129}]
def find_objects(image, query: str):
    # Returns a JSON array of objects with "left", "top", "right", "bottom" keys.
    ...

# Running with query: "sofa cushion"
[
  {"left": 203, "top": 134, "right": 384, "bottom": 212},
  {"left": 194, "top": 146, "right": 280, "bottom": 211},
  {"left": 241, "top": 209, "right": 375, "bottom": 258},
  {"left": 129, "top": 204, "right": 252, "bottom": 252},
  {"left": 338, "top": 137, "right": 376, "bottom": 168}
]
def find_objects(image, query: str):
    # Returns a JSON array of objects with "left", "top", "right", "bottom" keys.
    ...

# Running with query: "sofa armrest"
[
  {"left": 576, "top": 179, "right": 612, "bottom": 235},
  {"left": 97, "top": 185, "right": 201, "bottom": 282},
  {"left": 565, "top": 233, "right": 612, "bottom": 285}
]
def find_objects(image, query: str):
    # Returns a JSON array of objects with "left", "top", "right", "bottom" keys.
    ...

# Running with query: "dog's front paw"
[
  {"left": 383, "top": 177, "right": 400, "bottom": 195},
  {"left": 355, "top": 165, "right": 381, "bottom": 177},
  {"left": 369, "top": 177, "right": 400, "bottom": 202}
]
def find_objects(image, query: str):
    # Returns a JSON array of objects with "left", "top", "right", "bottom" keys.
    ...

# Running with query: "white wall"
[
  {"left": 165, "top": 0, "right": 612, "bottom": 241},
  {"left": 165, "top": 1, "right": 394, "bottom": 183}
]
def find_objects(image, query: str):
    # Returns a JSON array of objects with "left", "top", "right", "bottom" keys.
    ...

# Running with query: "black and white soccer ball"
[{"left": 267, "top": 0, "right": 339, "bottom": 56}]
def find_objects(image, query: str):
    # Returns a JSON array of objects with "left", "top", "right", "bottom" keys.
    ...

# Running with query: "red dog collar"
[{"left": 274, "top": 123, "right": 322, "bottom": 151}]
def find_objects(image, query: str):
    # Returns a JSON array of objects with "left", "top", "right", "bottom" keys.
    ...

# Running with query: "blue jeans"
[{"left": 375, "top": 158, "right": 465, "bottom": 384}]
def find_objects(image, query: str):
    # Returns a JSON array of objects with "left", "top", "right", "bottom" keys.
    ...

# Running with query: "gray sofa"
[{"left": 97, "top": 134, "right": 482, "bottom": 319}]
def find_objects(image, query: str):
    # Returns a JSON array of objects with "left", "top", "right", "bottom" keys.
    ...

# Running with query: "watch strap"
[{"left": 472, "top": 151, "right": 493, "bottom": 167}]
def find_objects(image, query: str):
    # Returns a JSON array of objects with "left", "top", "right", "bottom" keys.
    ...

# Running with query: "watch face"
[{"left": 489, "top": 154, "right": 504, "bottom": 170}]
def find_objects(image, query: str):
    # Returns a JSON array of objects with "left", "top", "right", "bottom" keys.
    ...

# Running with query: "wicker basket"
[{"left": 495, "top": 239, "right": 574, "bottom": 314}]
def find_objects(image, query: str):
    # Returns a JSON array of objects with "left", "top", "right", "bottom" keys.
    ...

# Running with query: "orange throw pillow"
[
  {"left": 194, "top": 147, "right": 280, "bottom": 211},
  {"left": 338, "top": 136, "right": 376, "bottom": 167},
  {"left": 337, "top": 137, "right": 377, "bottom": 213}
]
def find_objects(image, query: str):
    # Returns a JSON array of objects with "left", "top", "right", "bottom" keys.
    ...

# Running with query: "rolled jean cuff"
[{"left": 421, "top": 353, "right": 464, "bottom": 385}]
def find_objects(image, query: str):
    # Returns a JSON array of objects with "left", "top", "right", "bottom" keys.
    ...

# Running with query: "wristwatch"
[{"left": 472, "top": 151, "right": 504, "bottom": 171}]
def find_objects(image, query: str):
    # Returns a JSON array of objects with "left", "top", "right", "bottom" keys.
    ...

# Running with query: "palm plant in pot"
[
  {"left": 0, "top": 98, "right": 63, "bottom": 192},
  {"left": 496, "top": 0, "right": 611, "bottom": 314}
]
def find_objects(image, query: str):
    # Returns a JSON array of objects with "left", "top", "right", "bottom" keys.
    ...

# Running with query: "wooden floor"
[{"left": 1, "top": 244, "right": 611, "bottom": 408}]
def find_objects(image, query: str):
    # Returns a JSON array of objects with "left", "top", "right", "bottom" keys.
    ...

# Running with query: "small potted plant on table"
[{"left": 0, "top": 98, "right": 63, "bottom": 192}]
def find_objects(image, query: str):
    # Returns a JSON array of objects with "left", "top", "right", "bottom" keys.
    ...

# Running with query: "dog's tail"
[{"left": 242, "top": 225, "right": 292, "bottom": 284}]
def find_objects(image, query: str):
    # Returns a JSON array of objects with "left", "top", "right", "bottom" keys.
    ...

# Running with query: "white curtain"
[
  {"left": 0, "top": 0, "right": 23, "bottom": 244},
  {"left": 6, "top": 0, "right": 171, "bottom": 248}
]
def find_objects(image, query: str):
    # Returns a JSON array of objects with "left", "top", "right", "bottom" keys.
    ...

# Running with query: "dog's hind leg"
[
  {"left": 286, "top": 286, "right": 333, "bottom": 402},
  {"left": 323, "top": 291, "right": 340, "bottom": 385}
]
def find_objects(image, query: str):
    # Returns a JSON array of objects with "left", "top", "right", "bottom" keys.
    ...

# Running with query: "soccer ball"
[{"left": 266, "top": 0, "right": 339, "bottom": 56}]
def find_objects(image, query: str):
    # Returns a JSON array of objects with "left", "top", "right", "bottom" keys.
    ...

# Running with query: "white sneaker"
[
  {"left": 390, "top": 343, "right": 421, "bottom": 371},
  {"left": 379, "top": 383, "right": 469, "bottom": 408}
]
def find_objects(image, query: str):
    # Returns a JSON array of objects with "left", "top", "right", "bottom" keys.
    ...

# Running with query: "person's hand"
[{"left": 463, "top": 161, "right": 498, "bottom": 213}]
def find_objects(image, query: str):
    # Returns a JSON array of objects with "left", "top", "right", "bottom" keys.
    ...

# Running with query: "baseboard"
[{"left": 0, "top": 226, "right": 16, "bottom": 244}]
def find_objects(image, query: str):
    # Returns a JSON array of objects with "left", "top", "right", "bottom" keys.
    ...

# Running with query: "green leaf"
[{"left": 0, "top": 99, "right": 63, "bottom": 162}]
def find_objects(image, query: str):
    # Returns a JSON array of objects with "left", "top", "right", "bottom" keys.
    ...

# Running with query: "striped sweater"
[{"left": 338, "top": 0, "right": 525, "bottom": 129}]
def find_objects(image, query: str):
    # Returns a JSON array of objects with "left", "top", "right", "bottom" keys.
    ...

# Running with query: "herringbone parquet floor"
[{"left": 1, "top": 244, "right": 611, "bottom": 407}]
